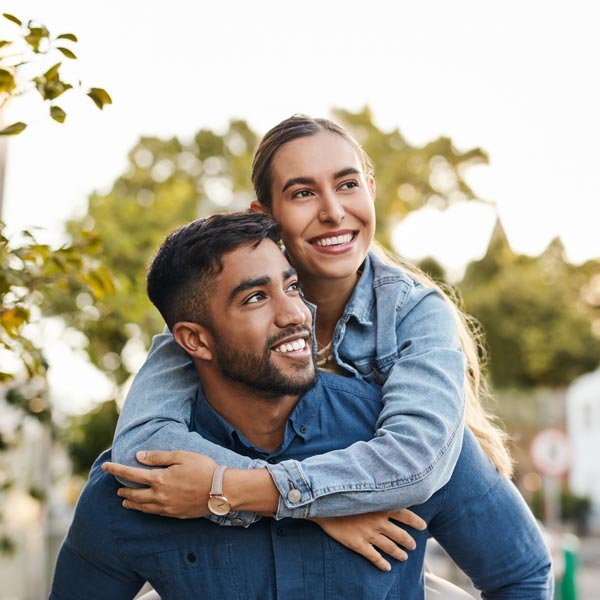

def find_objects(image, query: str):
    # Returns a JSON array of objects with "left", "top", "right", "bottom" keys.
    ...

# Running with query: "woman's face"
[{"left": 262, "top": 131, "right": 376, "bottom": 284}]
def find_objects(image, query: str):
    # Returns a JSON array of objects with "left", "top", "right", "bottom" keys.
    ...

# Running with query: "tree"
[
  {"left": 61, "top": 109, "right": 487, "bottom": 386},
  {"left": 0, "top": 12, "right": 113, "bottom": 555},
  {"left": 0, "top": 12, "right": 111, "bottom": 136},
  {"left": 331, "top": 107, "right": 488, "bottom": 249},
  {"left": 460, "top": 220, "right": 600, "bottom": 388}
]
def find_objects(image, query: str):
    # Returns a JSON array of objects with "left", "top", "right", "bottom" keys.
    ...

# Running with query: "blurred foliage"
[
  {"left": 62, "top": 400, "right": 119, "bottom": 478},
  {"left": 459, "top": 221, "right": 600, "bottom": 388},
  {"left": 529, "top": 488, "right": 591, "bottom": 532},
  {"left": 0, "top": 222, "right": 115, "bottom": 428},
  {"left": 59, "top": 107, "right": 486, "bottom": 389},
  {"left": 332, "top": 107, "right": 488, "bottom": 248},
  {"left": 0, "top": 222, "right": 116, "bottom": 553},
  {"left": 0, "top": 12, "right": 111, "bottom": 135}
]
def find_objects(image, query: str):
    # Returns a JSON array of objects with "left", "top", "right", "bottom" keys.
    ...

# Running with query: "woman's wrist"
[{"left": 223, "top": 467, "right": 280, "bottom": 515}]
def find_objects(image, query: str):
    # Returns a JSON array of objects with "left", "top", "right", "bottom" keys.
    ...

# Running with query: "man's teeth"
[
  {"left": 274, "top": 338, "right": 307, "bottom": 353},
  {"left": 314, "top": 233, "right": 353, "bottom": 247}
]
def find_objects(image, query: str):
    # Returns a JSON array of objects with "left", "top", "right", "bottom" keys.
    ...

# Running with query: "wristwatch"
[{"left": 207, "top": 465, "right": 232, "bottom": 516}]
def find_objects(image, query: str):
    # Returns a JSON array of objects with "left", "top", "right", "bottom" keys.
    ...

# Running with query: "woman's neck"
[{"left": 301, "top": 274, "right": 358, "bottom": 348}]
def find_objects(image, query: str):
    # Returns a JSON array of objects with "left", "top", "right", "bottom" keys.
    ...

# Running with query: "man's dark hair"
[{"left": 147, "top": 211, "right": 281, "bottom": 329}]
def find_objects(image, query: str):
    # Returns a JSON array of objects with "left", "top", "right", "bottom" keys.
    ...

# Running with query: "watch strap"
[{"left": 210, "top": 465, "right": 228, "bottom": 497}]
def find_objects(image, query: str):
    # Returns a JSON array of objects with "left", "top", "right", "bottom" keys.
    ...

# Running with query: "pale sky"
[
  {"left": 2, "top": 1, "right": 600, "bottom": 411},
  {"left": 3, "top": 0, "right": 600, "bottom": 270}
]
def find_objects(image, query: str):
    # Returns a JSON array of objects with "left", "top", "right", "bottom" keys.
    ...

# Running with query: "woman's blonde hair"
[{"left": 252, "top": 114, "right": 513, "bottom": 477}]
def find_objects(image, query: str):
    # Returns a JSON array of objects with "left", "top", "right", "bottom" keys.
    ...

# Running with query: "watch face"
[{"left": 208, "top": 496, "right": 231, "bottom": 516}]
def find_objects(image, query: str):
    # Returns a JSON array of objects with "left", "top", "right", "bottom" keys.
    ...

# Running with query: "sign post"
[{"left": 530, "top": 428, "right": 570, "bottom": 527}]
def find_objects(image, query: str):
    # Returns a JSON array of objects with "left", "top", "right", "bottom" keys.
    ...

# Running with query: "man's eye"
[
  {"left": 287, "top": 281, "right": 300, "bottom": 293},
  {"left": 245, "top": 292, "right": 265, "bottom": 304}
]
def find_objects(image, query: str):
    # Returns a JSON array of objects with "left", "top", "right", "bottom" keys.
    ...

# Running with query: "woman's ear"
[
  {"left": 367, "top": 175, "right": 376, "bottom": 201},
  {"left": 250, "top": 200, "right": 269, "bottom": 214},
  {"left": 172, "top": 322, "right": 214, "bottom": 361}
]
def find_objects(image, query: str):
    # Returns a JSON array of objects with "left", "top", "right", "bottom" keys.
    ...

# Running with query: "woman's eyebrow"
[
  {"left": 281, "top": 167, "right": 360, "bottom": 193},
  {"left": 281, "top": 176, "right": 315, "bottom": 193},
  {"left": 333, "top": 167, "right": 360, "bottom": 179}
]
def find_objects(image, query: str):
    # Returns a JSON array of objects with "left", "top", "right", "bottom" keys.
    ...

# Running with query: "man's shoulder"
[{"left": 316, "top": 371, "right": 382, "bottom": 403}]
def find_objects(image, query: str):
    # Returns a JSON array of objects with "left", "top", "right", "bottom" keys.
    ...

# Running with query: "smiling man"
[{"left": 50, "top": 211, "right": 552, "bottom": 599}]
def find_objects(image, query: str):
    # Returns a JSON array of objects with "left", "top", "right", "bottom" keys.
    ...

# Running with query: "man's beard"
[{"left": 212, "top": 326, "right": 317, "bottom": 397}]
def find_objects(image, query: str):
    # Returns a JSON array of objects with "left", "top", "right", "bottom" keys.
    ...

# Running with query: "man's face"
[{"left": 206, "top": 239, "right": 316, "bottom": 396}]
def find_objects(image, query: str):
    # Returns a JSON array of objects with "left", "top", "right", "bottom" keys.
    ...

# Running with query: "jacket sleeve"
[{"left": 267, "top": 288, "right": 466, "bottom": 518}]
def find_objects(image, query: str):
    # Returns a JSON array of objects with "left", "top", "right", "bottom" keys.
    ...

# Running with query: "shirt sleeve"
[
  {"left": 112, "top": 328, "right": 264, "bottom": 526},
  {"left": 428, "top": 431, "right": 553, "bottom": 599},
  {"left": 268, "top": 289, "right": 466, "bottom": 518}
]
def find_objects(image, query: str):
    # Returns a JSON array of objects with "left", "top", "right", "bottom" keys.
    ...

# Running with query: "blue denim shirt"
[
  {"left": 113, "top": 251, "right": 466, "bottom": 524},
  {"left": 52, "top": 374, "right": 551, "bottom": 600}
]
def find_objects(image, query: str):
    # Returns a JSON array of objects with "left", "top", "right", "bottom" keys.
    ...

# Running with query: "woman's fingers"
[{"left": 389, "top": 508, "right": 427, "bottom": 531}]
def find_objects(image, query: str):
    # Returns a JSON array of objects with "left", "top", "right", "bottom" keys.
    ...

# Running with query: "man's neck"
[{"left": 200, "top": 373, "right": 299, "bottom": 453}]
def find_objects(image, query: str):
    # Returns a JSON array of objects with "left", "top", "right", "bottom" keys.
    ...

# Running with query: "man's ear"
[
  {"left": 172, "top": 322, "right": 214, "bottom": 361},
  {"left": 250, "top": 200, "right": 269, "bottom": 214}
]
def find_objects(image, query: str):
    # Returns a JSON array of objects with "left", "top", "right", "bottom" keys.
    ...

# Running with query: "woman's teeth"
[{"left": 314, "top": 233, "right": 353, "bottom": 247}]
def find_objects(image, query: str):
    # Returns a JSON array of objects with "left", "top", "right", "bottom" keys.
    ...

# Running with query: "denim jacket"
[{"left": 113, "top": 251, "right": 466, "bottom": 525}]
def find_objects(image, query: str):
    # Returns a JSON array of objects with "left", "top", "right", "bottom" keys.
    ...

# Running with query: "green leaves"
[
  {"left": 0, "top": 14, "right": 110, "bottom": 135},
  {"left": 50, "top": 105, "right": 66, "bottom": 123},
  {"left": 87, "top": 87, "right": 112, "bottom": 110},
  {"left": 0, "top": 68, "right": 16, "bottom": 93},
  {"left": 56, "top": 33, "right": 78, "bottom": 42},
  {"left": 0, "top": 122, "right": 27, "bottom": 136},
  {"left": 56, "top": 46, "right": 76, "bottom": 59},
  {"left": 2, "top": 13, "right": 22, "bottom": 26}
]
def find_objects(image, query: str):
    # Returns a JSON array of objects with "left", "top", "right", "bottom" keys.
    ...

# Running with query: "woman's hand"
[
  {"left": 309, "top": 509, "right": 427, "bottom": 572},
  {"left": 102, "top": 450, "right": 218, "bottom": 518}
]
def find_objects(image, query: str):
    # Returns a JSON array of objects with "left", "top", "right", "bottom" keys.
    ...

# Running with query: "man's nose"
[{"left": 274, "top": 295, "right": 309, "bottom": 328}]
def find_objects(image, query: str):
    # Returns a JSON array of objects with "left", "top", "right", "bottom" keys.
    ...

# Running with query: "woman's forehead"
[{"left": 270, "top": 131, "right": 363, "bottom": 181}]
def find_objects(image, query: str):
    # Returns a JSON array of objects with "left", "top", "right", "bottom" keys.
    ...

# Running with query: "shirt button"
[
  {"left": 299, "top": 425, "right": 307, "bottom": 434},
  {"left": 276, "top": 527, "right": 286, "bottom": 537},
  {"left": 267, "top": 457, "right": 278, "bottom": 464},
  {"left": 287, "top": 489, "right": 302, "bottom": 503}
]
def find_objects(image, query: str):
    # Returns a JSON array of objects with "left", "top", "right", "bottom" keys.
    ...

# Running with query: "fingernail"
[
  {"left": 136, "top": 451, "right": 146, "bottom": 460},
  {"left": 383, "top": 564, "right": 391, "bottom": 572}
]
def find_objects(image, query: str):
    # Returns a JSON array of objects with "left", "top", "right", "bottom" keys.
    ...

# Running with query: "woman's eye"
[
  {"left": 291, "top": 189, "right": 313, "bottom": 199},
  {"left": 339, "top": 180, "right": 358, "bottom": 191}
]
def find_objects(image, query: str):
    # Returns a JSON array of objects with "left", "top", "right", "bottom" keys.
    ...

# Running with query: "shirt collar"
[{"left": 192, "top": 377, "right": 324, "bottom": 458}]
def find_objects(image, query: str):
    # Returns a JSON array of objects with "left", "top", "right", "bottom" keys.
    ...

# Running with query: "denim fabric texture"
[
  {"left": 52, "top": 373, "right": 552, "bottom": 600},
  {"left": 112, "top": 251, "right": 466, "bottom": 525}
]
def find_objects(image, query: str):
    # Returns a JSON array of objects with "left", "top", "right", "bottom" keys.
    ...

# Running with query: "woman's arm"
[
  {"left": 113, "top": 291, "right": 465, "bottom": 519},
  {"left": 113, "top": 329, "right": 261, "bottom": 472},
  {"left": 268, "top": 289, "right": 466, "bottom": 518}
]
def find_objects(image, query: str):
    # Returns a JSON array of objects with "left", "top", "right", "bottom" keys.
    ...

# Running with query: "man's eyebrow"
[
  {"left": 228, "top": 276, "right": 270, "bottom": 301},
  {"left": 283, "top": 267, "right": 297, "bottom": 281}
]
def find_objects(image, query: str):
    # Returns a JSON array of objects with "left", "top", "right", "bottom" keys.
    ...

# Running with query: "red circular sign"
[{"left": 530, "top": 428, "right": 570, "bottom": 477}]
